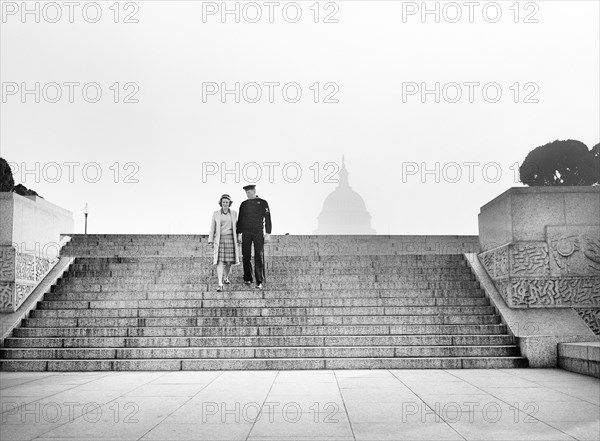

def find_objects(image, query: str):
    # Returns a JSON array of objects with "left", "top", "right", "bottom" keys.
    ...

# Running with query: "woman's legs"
[
  {"left": 216, "top": 262, "right": 224, "bottom": 286},
  {"left": 224, "top": 263, "right": 231, "bottom": 283}
]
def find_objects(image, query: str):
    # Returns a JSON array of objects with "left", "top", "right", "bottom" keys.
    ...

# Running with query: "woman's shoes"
[
  {"left": 217, "top": 284, "right": 223, "bottom": 292},
  {"left": 224, "top": 277, "right": 231, "bottom": 284}
]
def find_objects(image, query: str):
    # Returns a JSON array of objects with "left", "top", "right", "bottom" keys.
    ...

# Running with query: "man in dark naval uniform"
[{"left": 236, "top": 184, "right": 272, "bottom": 289}]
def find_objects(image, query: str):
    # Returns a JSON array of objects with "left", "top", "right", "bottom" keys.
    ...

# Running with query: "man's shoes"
[
  {"left": 224, "top": 278, "right": 231, "bottom": 284},
  {"left": 256, "top": 283, "right": 263, "bottom": 290},
  {"left": 244, "top": 281, "right": 252, "bottom": 286},
  {"left": 217, "top": 284, "right": 223, "bottom": 292}
]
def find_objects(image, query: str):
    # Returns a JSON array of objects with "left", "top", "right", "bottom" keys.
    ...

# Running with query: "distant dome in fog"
[{"left": 314, "top": 157, "right": 376, "bottom": 234}]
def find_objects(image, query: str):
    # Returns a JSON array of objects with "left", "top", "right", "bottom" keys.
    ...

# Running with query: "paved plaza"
[{"left": 1, "top": 368, "right": 598, "bottom": 441}]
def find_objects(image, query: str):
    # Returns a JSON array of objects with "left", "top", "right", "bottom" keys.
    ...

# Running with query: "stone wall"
[
  {"left": 478, "top": 186, "right": 600, "bottom": 334},
  {"left": 0, "top": 193, "right": 73, "bottom": 312}
]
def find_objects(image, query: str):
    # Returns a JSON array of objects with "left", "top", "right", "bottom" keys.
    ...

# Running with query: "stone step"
[
  {"left": 70, "top": 258, "right": 468, "bottom": 274},
  {"left": 16, "top": 323, "right": 508, "bottom": 335},
  {"left": 34, "top": 304, "right": 494, "bottom": 316},
  {"left": 0, "top": 356, "right": 526, "bottom": 372},
  {"left": 72, "top": 254, "right": 467, "bottom": 263},
  {"left": 63, "top": 241, "right": 471, "bottom": 247},
  {"left": 63, "top": 240, "right": 463, "bottom": 246},
  {"left": 264, "top": 260, "right": 470, "bottom": 268},
  {"left": 63, "top": 244, "right": 428, "bottom": 250},
  {"left": 57, "top": 274, "right": 476, "bottom": 283},
  {"left": 14, "top": 325, "right": 512, "bottom": 338},
  {"left": 42, "top": 289, "right": 487, "bottom": 301},
  {"left": 64, "top": 267, "right": 474, "bottom": 276},
  {"left": 63, "top": 241, "right": 424, "bottom": 247},
  {"left": 558, "top": 342, "right": 600, "bottom": 378},
  {"left": 38, "top": 298, "right": 490, "bottom": 309},
  {"left": 22, "top": 314, "right": 501, "bottom": 328},
  {"left": 64, "top": 247, "right": 467, "bottom": 252},
  {"left": 4, "top": 334, "right": 516, "bottom": 348},
  {"left": 72, "top": 253, "right": 464, "bottom": 263},
  {"left": 24, "top": 312, "right": 500, "bottom": 327},
  {"left": 64, "top": 233, "right": 476, "bottom": 239},
  {"left": 64, "top": 251, "right": 469, "bottom": 258},
  {"left": 50, "top": 281, "right": 481, "bottom": 292},
  {"left": 0, "top": 345, "right": 520, "bottom": 360}
]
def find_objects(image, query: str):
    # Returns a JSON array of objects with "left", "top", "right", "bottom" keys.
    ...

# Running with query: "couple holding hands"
[{"left": 208, "top": 184, "right": 272, "bottom": 291}]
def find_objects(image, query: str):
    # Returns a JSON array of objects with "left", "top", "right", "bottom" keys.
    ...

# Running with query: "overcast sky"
[{"left": 1, "top": 0, "right": 598, "bottom": 235}]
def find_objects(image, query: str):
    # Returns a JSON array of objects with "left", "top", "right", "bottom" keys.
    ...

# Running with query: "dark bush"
[{"left": 520, "top": 139, "right": 599, "bottom": 186}]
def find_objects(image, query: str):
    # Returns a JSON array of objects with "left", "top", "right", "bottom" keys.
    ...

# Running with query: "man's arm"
[
  {"left": 263, "top": 200, "right": 272, "bottom": 234},
  {"left": 236, "top": 201, "right": 244, "bottom": 232}
]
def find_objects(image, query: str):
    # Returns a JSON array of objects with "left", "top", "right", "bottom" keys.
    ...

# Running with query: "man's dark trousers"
[{"left": 241, "top": 229, "right": 265, "bottom": 284}]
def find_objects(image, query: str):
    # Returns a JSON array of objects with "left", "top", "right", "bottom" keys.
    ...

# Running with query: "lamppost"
[{"left": 84, "top": 203, "right": 89, "bottom": 234}]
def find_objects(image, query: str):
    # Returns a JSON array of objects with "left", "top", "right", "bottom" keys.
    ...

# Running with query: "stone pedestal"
[
  {"left": 0, "top": 193, "right": 74, "bottom": 312},
  {"left": 478, "top": 186, "right": 600, "bottom": 333}
]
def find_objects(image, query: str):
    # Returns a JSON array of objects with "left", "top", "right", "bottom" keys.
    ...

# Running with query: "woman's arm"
[{"left": 208, "top": 212, "right": 216, "bottom": 243}]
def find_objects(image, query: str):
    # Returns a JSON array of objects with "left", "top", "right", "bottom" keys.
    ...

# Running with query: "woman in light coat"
[{"left": 208, "top": 194, "right": 240, "bottom": 291}]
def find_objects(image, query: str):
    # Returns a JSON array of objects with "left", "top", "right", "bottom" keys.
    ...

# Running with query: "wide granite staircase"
[{"left": 0, "top": 235, "right": 528, "bottom": 370}]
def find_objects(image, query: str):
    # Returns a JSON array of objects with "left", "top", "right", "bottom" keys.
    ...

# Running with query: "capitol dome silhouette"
[{"left": 314, "top": 157, "right": 376, "bottom": 234}]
